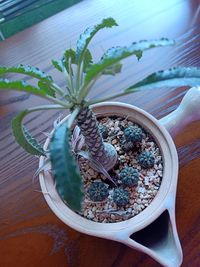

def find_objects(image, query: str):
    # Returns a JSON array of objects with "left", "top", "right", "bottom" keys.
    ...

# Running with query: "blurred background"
[{"left": 0, "top": 0, "right": 82, "bottom": 40}]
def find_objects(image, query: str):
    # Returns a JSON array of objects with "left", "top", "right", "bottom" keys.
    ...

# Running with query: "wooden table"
[{"left": 0, "top": 0, "right": 200, "bottom": 266}]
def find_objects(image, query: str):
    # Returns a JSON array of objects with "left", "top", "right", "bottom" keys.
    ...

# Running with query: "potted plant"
[{"left": 1, "top": 18, "right": 200, "bottom": 267}]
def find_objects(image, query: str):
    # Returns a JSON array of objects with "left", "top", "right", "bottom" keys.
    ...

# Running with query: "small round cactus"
[
  {"left": 87, "top": 181, "right": 109, "bottom": 202},
  {"left": 119, "top": 167, "right": 139, "bottom": 187},
  {"left": 99, "top": 124, "right": 108, "bottom": 139},
  {"left": 113, "top": 188, "right": 130, "bottom": 207},
  {"left": 124, "top": 126, "right": 143, "bottom": 143},
  {"left": 121, "top": 138, "right": 134, "bottom": 152},
  {"left": 138, "top": 151, "right": 155, "bottom": 168}
]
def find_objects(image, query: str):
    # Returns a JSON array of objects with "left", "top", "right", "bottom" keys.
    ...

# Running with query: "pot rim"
[{"left": 39, "top": 101, "right": 178, "bottom": 237}]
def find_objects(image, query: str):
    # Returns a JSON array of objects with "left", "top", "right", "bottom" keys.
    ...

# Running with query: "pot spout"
[
  {"left": 126, "top": 210, "right": 183, "bottom": 267},
  {"left": 160, "top": 87, "right": 200, "bottom": 137}
]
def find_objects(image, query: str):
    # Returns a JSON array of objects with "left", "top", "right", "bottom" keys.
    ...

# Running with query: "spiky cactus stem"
[{"left": 76, "top": 107, "right": 117, "bottom": 171}]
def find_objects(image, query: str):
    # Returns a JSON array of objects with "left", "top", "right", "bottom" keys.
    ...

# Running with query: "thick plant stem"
[{"left": 76, "top": 107, "right": 117, "bottom": 171}]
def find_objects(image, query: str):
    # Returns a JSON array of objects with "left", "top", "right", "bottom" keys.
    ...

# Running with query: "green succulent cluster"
[
  {"left": 121, "top": 125, "right": 143, "bottom": 152},
  {"left": 119, "top": 166, "right": 139, "bottom": 187},
  {"left": 138, "top": 151, "right": 155, "bottom": 168},
  {"left": 87, "top": 181, "right": 109, "bottom": 202},
  {"left": 113, "top": 188, "right": 130, "bottom": 207},
  {"left": 124, "top": 126, "right": 143, "bottom": 143}
]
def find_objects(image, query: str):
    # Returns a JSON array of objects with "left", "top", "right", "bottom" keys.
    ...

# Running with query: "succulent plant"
[
  {"left": 87, "top": 181, "right": 109, "bottom": 202},
  {"left": 99, "top": 124, "right": 109, "bottom": 139},
  {"left": 138, "top": 151, "right": 155, "bottom": 168},
  {"left": 121, "top": 138, "right": 135, "bottom": 152},
  {"left": 113, "top": 188, "right": 130, "bottom": 207},
  {"left": 119, "top": 166, "right": 139, "bottom": 187},
  {"left": 124, "top": 126, "right": 143, "bottom": 143},
  {"left": 1, "top": 17, "right": 200, "bottom": 211}
]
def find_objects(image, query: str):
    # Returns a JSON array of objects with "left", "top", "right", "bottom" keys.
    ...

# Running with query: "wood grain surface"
[{"left": 0, "top": 0, "right": 200, "bottom": 266}]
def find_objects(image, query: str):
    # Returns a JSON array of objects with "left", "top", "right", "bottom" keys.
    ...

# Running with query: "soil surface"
[{"left": 79, "top": 116, "right": 163, "bottom": 223}]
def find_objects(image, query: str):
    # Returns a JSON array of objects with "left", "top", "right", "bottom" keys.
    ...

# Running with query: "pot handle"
[{"left": 159, "top": 87, "right": 200, "bottom": 137}]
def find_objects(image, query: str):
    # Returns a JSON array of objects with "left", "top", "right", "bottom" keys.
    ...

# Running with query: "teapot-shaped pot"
[{"left": 39, "top": 87, "right": 200, "bottom": 267}]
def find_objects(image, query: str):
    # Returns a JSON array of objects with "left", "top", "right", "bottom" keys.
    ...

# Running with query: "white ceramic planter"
[{"left": 39, "top": 87, "right": 200, "bottom": 267}]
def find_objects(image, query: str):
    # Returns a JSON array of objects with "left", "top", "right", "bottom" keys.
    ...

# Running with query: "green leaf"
[
  {"left": 82, "top": 49, "right": 93, "bottom": 72},
  {"left": 12, "top": 110, "right": 45, "bottom": 156},
  {"left": 0, "top": 78, "right": 54, "bottom": 97},
  {"left": 38, "top": 80, "right": 55, "bottom": 96},
  {"left": 76, "top": 17, "right": 118, "bottom": 61},
  {"left": 0, "top": 65, "right": 56, "bottom": 97},
  {"left": 125, "top": 67, "right": 200, "bottom": 92},
  {"left": 0, "top": 64, "right": 53, "bottom": 82},
  {"left": 64, "top": 49, "right": 77, "bottom": 64},
  {"left": 62, "top": 49, "right": 76, "bottom": 74},
  {"left": 52, "top": 59, "right": 63, "bottom": 72},
  {"left": 102, "top": 63, "right": 122, "bottom": 75},
  {"left": 62, "top": 48, "right": 92, "bottom": 73},
  {"left": 85, "top": 38, "right": 175, "bottom": 84},
  {"left": 49, "top": 122, "right": 84, "bottom": 212}
]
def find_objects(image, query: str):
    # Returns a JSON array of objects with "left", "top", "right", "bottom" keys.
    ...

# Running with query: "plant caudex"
[{"left": 1, "top": 17, "right": 200, "bottom": 211}]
